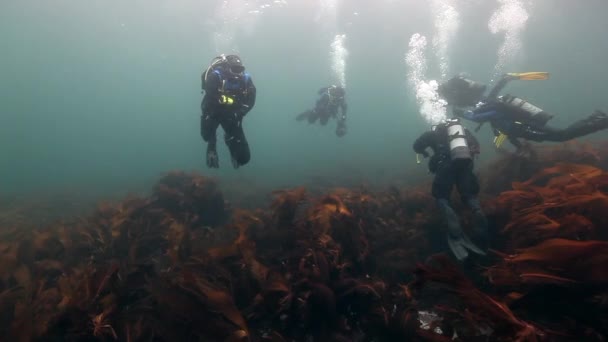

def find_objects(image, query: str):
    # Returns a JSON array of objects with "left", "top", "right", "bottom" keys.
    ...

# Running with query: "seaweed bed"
[{"left": 2, "top": 141, "right": 608, "bottom": 341}]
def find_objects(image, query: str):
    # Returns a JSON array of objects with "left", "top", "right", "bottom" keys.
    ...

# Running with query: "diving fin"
[
  {"left": 416, "top": 154, "right": 421, "bottom": 164},
  {"left": 506, "top": 72, "right": 550, "bottom": 81},
  {"left": 447, "top": 232, "right": 486, "bottom": 261}
]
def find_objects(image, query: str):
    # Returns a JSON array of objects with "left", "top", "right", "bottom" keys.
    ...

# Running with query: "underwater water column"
[
  {"left": 488, "top": 0, "right": 530, "bottom": 79},
  {"left": 430, "top": 0, "right": 460, "bottom": 80},
  {"left": 317, "top": 0, "right": 348, "bottom": 88},
  {"left": 317, "top": 0, "right": 339, "bottom": 32},
  {"left": 404, "top": 0, "right": 461, "bottom": 124},
  {"left": 212, "top": 0, "right": 244, "bottom": 53},
  {"left": 212, "top": 0, "right": 286, "bottom": 54},
  {"left": 330, "top": 33, "right": 348, "bottom": 89},
  {"left": 405, "top": 33, "right": 448, "bottom": 125}
]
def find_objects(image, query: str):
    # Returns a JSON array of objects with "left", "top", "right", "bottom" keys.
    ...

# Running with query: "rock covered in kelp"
[{"left": 153, "top": 170, "right": 230, "bottom": 227}]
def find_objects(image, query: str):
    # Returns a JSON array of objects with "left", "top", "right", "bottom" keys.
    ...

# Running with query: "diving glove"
[{"left": 206, "top": 147, "right": 219, "bottom": 168}]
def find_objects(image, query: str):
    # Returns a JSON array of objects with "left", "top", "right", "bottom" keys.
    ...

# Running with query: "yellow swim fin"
[
  {"left": 506, "top": 72, "right": 550, "bottom": 81},
  {"left": 494, "top": 132, "right": 508, "bottom": 148}
]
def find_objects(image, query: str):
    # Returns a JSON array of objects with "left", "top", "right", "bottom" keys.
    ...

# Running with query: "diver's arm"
[
  {"left": 335, "top": 101, "right": 347, "bottom": 136},
  {"left": 339, "top": 101, "right": 348, "bottom": 122},
  {"left": 465, "top": 129, "right": 481, "bottom": 156},
  {"left": 240, "top": 78, "right": 256, "bottom": 116},
  {"left": 486, "top": 74, "right": 515, "bottom": 100},
  {"left": 203, "top": 71, "right": 221, "bottom": 100},
  {"left": 461, "top": 105, "right": 502, "bottom": 123},
  {"left": 315, "top": 94, "right": 329, "bottom": 113},
  {"left": 413, "top": 131, "right": 434, "bottom": 157}
]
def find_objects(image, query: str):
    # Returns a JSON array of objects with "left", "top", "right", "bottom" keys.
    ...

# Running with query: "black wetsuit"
[
  {"left": 296, "top": 86, "right": 347, "bottom": 136},
  {"left": 462, "top": 100, "right": 608, "bottom": 149},
  {"left": 444, "top": 75, "right": 608, "bottom": 149},
  {"left": 413, "top": 125, "right": 481, "bottom": 202},
  {"left": 200, "top": 66, "right": 256, "bottom": 168},
  {"left": 413, "top": 123, "right": 488, "bottom": 259}
]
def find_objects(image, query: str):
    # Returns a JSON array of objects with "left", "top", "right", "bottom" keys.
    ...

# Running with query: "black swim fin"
[{"left": 447, "top": 232, "right": 486, "bottom": 261}]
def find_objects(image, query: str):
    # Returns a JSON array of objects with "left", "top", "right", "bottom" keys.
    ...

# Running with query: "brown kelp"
[{"left": 1, "top": 142, "right": 608, "bottom": 340}]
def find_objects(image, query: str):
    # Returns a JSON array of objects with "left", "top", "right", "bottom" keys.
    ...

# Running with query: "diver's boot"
[
  {"left": 561, "top": 110, "right": 608, "bottom": 140},
  {"left": 206, "top": 144, "right": 219, "bottom": 168},
  {"left": 438, "top": 199, "right": 486, "bottom": 261},
  {"left": 591, "top": 110, "right": 608, "bottom": 122}
]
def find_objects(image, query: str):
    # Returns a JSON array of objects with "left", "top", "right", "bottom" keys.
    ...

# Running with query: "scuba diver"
[
  {"left": 296, "top": 85, "right": 348, "bottom": 137},
  {"left": 438, "top": 72, "right": 608, "bottom": 151},
  {"left": 200, "top": 54, "right": 256, "bottom": 169},
  {"left": 413, "top": 118, "right": 488, "bottom": 261}
]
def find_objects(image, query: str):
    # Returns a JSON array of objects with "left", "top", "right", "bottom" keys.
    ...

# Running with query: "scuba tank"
[
  {"left": 445, "top": 118, "right": 472, "bottom": 162},
  {"left": 501, "top": 95, "right": 542, "bottom": 115},
  {"left": 201, "top": 55, "right": 228, "bottom": 89},
  {"left": 499, "top": 95, "right": 554, "bottom": 127}
]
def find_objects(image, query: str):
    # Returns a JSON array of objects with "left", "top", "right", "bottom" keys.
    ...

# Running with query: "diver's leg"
[
  {"left": 554, "top": 110, "right": 608, "bottom": 141},
  {"left": 296, "top": 110, "right": 313, "bottom": 122},
  {"left": 221, "top": 113, "right": 250, "bottom": 168},
  {"left": 433, "top": 167, "right": 471, "bottom": 261},
  {"left": 308, "top": 110, "right": 321, "bottom": 124},
  {"left": 524, "top": 111, "right": 608, "bottom": 142},
  {"left": 319, "top": 113, "right": 330, "bottom": 126},
  {"left": 436, "top": 166, "right": 485, "bottom": 259},
  {"left": 432, "top": 166, "right": 459, "bottom": 234},
  {"left": 436, "top": 198, "right": 471, "bottom": 261},
  {"left": 201, "top": 106, "right": 221, "bottom": 168},
  {"left": 457, "top": 166, "right": 488, "bottom": 250}
]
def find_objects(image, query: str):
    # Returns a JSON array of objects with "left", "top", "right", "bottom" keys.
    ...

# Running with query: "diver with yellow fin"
[
  {"left": 439, "top": 72, "right": 608, "bottom": 151},
  {"left": 413, "top": 119, "right": 488, "bottom": 261}
]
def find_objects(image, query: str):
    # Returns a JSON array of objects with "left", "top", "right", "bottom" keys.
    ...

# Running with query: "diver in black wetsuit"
[
  {"left": 413, "top": 119, "right": 488, "bottom": 261},
  {"left": 438, "top": 73, "right": 608, "bottom": 151},
  {"left": 296, "top": 85, "right": 348, "bottom": 137},
  {"left": 201, "top": 54, "right": 256, "bottom": 169}
]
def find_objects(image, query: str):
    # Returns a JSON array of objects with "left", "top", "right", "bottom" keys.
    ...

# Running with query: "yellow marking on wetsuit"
[{"left": 219, "top": 95, "right": 234, "bottom": 105}]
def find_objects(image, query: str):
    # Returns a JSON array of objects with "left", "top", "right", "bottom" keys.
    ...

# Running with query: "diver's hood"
[
  {"left": 438, "top": 76, "right": 487, "bottom": 107},
  {"left": 208, "top": 54, "right": 245, "bottom": 74},
  {"left": 330, "top": 87, "right": 345, "bottom": 97}
]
